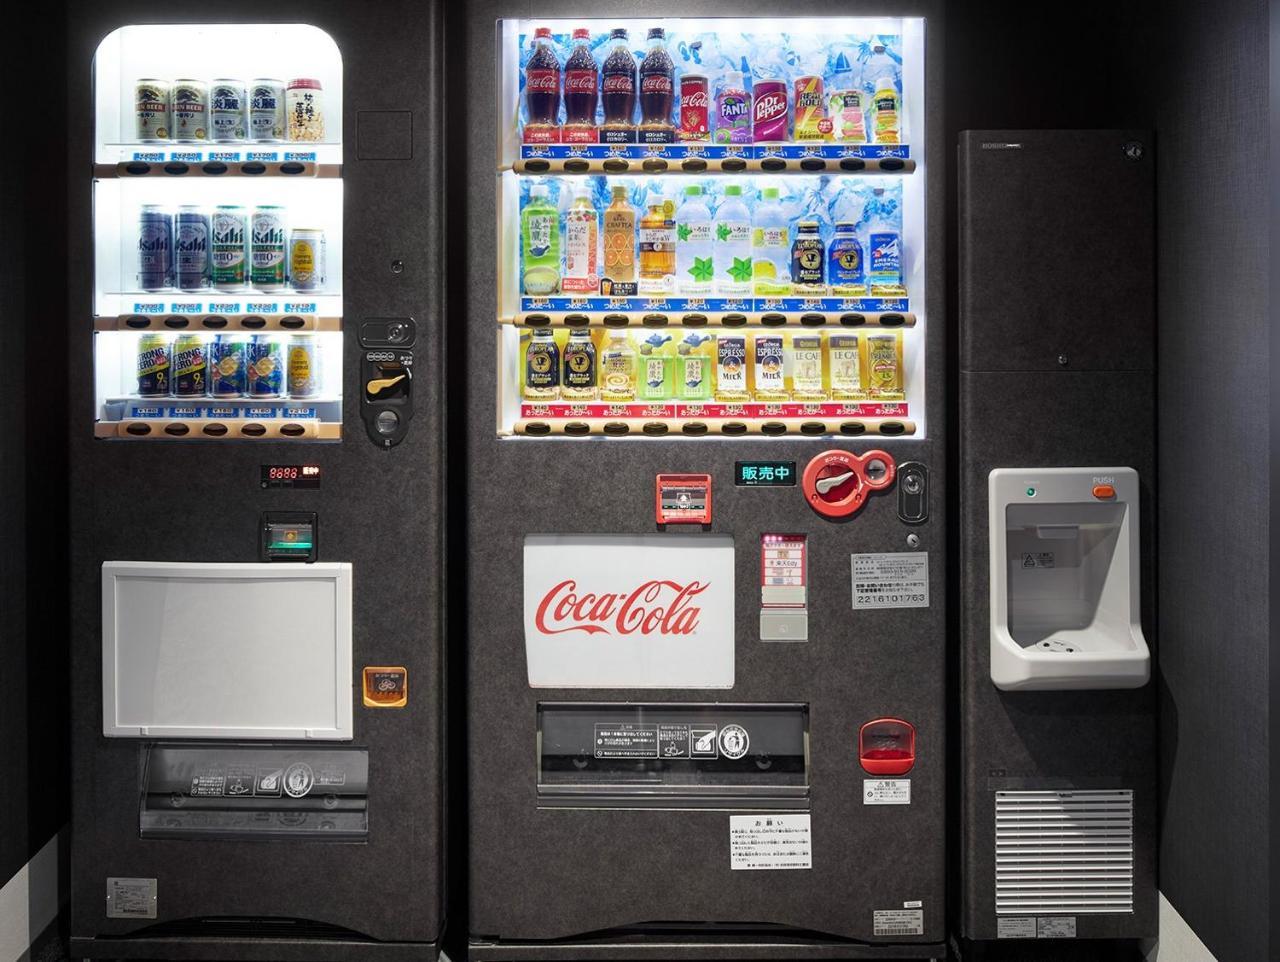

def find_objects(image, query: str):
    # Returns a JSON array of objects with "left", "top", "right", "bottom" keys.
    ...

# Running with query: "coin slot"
[
  {"left": 241, "top": 161, "right": 267, "bottom": 176},
  {"left": 721, "top": 422, "right": 748, "bottom": 436},
  {"left": 163, "top": 423, "right": 189, "bottom": 436},
  {"left": 682, "top": 313, "right": 708, "bottom": 327},
  {"left": 641, "top": 158, "right": 668, "bottom": 172},
  {"left": 722, "top": 313, "right": 747, "bottom": 326},
  {"left": 761, "top": 421, "right": 787, "bottom": 436},
  {"left": 761, "top": 158, "right": 786, "bottom": 172},
  {"left": 603, "top": 313, "right": 629, "bottom": 327},
  {"left": 839, "top": 158, "right": 866, "bottom": 172},
  {"left": 563, "top": 159, "right": 590, "bottom": 174},
  {"left": 564, "top": 422, "right": 591, "bottom": 436},
  {"left": 839, "top": 313, "right": 866, "bottom": 326},
  {"left": 523, "top": 159, "right": 550, "bottom": 173},
  {"left": 682, "top": 422, "right": 708, "bottom": 436},
  {"left": 840, "top": 421, "right": 867, "bottom": 435},
  {"left": 602, "top": 159, "right": 629, "bottom": 173},
  {"left": 800, "top": 422, "right": 826, "bottom": 435},
  {"left": 524, "top": 313, "right": 551, "bottom": 327},
  {"left": 880, "top": 159, "right": 905, "bottom": 172},
  {"left": 202, "top": 423, "right": 228, "bottom": 437},
  {"left": 722, "top": 158, "right": 747, "bottom": 172},
  {"left": 280, "top": 161, "right": 306, "bottom": 175},
  {"left": 642, "top": 422, "right": 668, "bottom": 436},
  {"left": 124, "top": 315, "right": 150, "bottom": 329},
  {"left": 681, "top": 159, "right": 708, "bottom": 172},
  {"left": 564, "top": 313, "right": 590, "bottom": 327},
  {"left": 201, "top": 162, "right": 227, "bottom": 175},
  {"left": 123, "top": 162, "right": 151, "bottom": 176},
  {"left": 799, "top": 158, "right": 826, "bottom": 172},
  {"left": 163, "top": 162, "right": 189, "bottom": 175},
  {"left": 279, "top": 424, "right": 306, "bottom": 437},
  {"left": 523, "top": 422, "right": 551, "bottom": 436},
  {"left": 880, "top": 421, "right": 906, "bottom": 436},
  {"left": 240, "top": 423, "right": 268, "bottom": 437},
  {"left": 800, "top": 313, "right": 825, "bottom": 326},
  {"left": 641, "top": 313, "right": 669, "bottom": 326},
  {"left": 201, "top": 316, "right": 228, "bottom": 329},
  {"left": 602, "top": 422, "right": 629, "bottom": 436},
  {"left": 279, "top": 318, "right": 305, "bottom": 330},
  {"left": 761, "top": 313, "right": 786, "bottom": 326},
  {"left": 880, "top": 313, "right": 906, "bottom": 327},
  {"left": 241, "top": 316, "right": 267, "bottom": 329},
  {"left": 162, "top": 316, "right": 189, "bottom": 329},
  {"left": 125, "top": 423, "right": 152, "bottom": 436}
]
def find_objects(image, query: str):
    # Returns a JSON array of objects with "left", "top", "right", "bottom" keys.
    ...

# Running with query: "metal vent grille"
[{"left": 995, "top": 790, "right": 1134, "bottom": 915}]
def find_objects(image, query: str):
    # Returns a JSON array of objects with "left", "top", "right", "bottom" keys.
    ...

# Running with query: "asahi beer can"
[
  {"left": 173, "top": 333, "right": 209, "bottom": 397},
  {"left": 210, "top": 334, "right": 247, "bottom": 397},
  {"left": 288, "top": 228, "right": 325, "bottom": 291},
  {"left": 136, "top": 333, "right": 172, "bottom": 397},
  {"left": 137, "top": 205, "right": 172, "bottom": 291},
  {"left": 209, "top": 79, "right": 247, "bottom": 142},
  {"left": 210, "top": 205, "right": 247, "bottom": 290},
  {"left": 170, "top": 80, "right": 207, "bottom": 141},
  {"left": 249, "top": 79, "right": 285, "bottom": 142},
  {"left": 135, "top": 79, "right": 170, "bottom": 141},
  {"left": 174, "top": 206, "right": 210, "bottom": 291},
  {"left": 250, "top": 206, "right": 287, "bottom": 290},
  {"left": 247, "top": 335, "right": 285, "bottom": 398},
  {"left": 286, "top": 336, "right": 318, "bottom": 397}
]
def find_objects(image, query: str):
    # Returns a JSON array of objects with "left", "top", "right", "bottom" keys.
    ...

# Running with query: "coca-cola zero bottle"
[
  {"left": 523, "top": 26, "right": 560, "bottom": 144},
  {"left": 638, "top": 27, "right": 675, "bottom": 144},
  {"left": 562, "top": 27, "right": 598, "bottom": 144},
  {"left": 600, "top": 27, "right": 636, "bottom": 144}
]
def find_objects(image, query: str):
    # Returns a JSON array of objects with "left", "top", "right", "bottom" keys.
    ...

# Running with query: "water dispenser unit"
[{"left": 988, "top": 467, "right": 1149, "bottom": 691}]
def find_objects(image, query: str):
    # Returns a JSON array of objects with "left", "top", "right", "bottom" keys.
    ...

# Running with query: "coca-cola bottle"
[
  {"left": 523, "top": 26, "right": 561, "bottom": 144},
  {"left": 562, "top": 27, "right": 598, "bottom": 144},
  {"left": 600, "top": 27, "right": 636, "bottom": 144},
  {"left": 638, "top": 27, "right": 674, "bottom": 144}
]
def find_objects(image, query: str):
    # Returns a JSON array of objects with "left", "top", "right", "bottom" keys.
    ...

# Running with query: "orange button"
[{"left": 1093, "top": 484, "right": 1116, "bottom": 499}]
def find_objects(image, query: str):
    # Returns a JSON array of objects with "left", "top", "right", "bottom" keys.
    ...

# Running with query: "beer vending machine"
[
  {"left": 459, "top": 3, "right": 946, "bottom": 958},
  {"left": 68, "top": 4, "right": 447, "bottom": 959}
]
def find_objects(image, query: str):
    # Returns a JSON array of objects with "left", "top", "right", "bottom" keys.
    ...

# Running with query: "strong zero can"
[
  {"left": 247, "top": 335, "right": 285, "bottom": 398},
  {"left": 137, "top": 205, "right": 172, "bottom": 291},
  {"left": 173, "top": 334, "right": 209, "bottom": 397},
  {"left": 286, "top": 336, "right": 318, "bottom": 397},
  {"left": 136, "top": 333, "right": 172, "bottom": 397},
  {"left": 209, "top": 80, "right": 247, "bottom": 142},
  {"left": 288, "top": 229, "right": 325, "bottom": 291},
  {"left": 175, "top": 206, "right": 210, "bottom": 291},
  {"left": 249, "top": 79, "right": 285, "bottom": 142},
  {"left": 170, "top": 80, "right": 207, "bottom": 141},
  {"left": 210, "top": 334, "right": 248, "bottom": 397},
  {"left": 135, "top": 79, "right": 170, "bottom": 141},
  {"left": 250, "top": 206, "right": 287, "bottom": 290},
  {"left": 210, "top": 206, "right": 247, "bottom": 290}
]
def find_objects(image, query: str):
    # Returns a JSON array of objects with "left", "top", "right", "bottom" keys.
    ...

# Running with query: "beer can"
[
  {"left": 136, "top": 333, "right": 172, "bottom": 397},
  {"left": 135, "top": 79, "right": 170, "bottom": 141},
  {"left": 137, "top": 205, "right": 172, "bottom": 292},
  {"left": 210, "top": 334, "right": 248, "bottom": 398},
  {"left": 249, "top": 79, "right": 286, "bottom": 142},
  {"left": 209, "top": 79, "right": 247, "bottom": 142},
  {"left": 250, "top": 206, "right": 287, "bottom": 290},
  {"left": 173, "top": 333, "right": 209, "bottom": 397},
  {"left": 289, "top": 228, "right": 325, "bottom": 291},
  {"left": 210, "top": 206, "right": 247, "bottom": 290},
  {"left": 286, "top": 336, "right": 318, "bottom": 398},
  {"left": 678, "top": 74, "right": 710, "bottom": 142},
  {"left": 247, "top": 335, "right": 285, "bottom": 398},
  {"left": 170, "top": 80, "right": 207, "bottom": 141},
  {"left": 174, "top": 206, "right": 210, "bottom": 291}
]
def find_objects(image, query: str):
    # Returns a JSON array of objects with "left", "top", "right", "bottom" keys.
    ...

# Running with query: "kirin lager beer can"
[
  {"left": 250, "top": 206, "right": 287, "bottom": 290},
  {"left": 209, "top": 79, "right": 248, "bottom": 142},
  {"left": 137, "top": 205, "right": 172, "bottom": 291},
  {"left": 170, "top": 79, "right": 207, "bottom": 141},
  {"left": 174, "top": 206, "right": 210, "bottom": 291},
  {"left": 211, "top": 206, "right": 247, "bottom": 290},
  {"left": 288, "top": 228, "right": 325, "bottom": 291},
  {"left": 210, "top": 334, "right": 248, "bottom": 397},
  {"left": 136, "top": 333, "right": 172, "bottom": 397},
  {"left": 172, "top": 333, "right": 209, "bottom": 397},
  {"left": 286, "top": 336, "right": 318, "bottom": 397},
  {"left": 249, "top": 79, "right": 285, "bottom": 142},
  {"left": 247, "top": 335, "right": 285, "bottom": 398},
  {"left": 135, "top": 79, "right": 170, "bottom": 141}
]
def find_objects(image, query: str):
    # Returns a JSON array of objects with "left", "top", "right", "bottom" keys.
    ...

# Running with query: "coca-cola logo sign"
[
  {"left": 526, "top": 69, "right": 559, "bottom": 92},
  {"left": 524, "top": 534, "right": 735, "bottom": 689},
  {"left": 641, "top": 75, "right": 673, "bottom": 94},
  {"left": 603, "top": 74, "right": 634, "bottom": 93},
  {"left": 680, "top": 90, "right": 709, "bottom": 110},
  {"left": 565, "top": 70, "right": 597, "bottom": 92},
  {"left": 535, "top": 579, "right": 707, "bottom": 636}
]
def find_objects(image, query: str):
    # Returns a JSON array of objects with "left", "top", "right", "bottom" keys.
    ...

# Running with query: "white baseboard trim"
[
  {"left": 1145, "top": 891, "right": 1219, "bottom": 962},
  {"left": 0, "top": 829, "right": 66, "bottom": 962}
]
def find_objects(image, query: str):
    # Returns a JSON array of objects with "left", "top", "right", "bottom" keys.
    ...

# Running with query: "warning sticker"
[
  {"left": 658, "top": 723, "right": 691, "bottom": 759},
  {"left": 729, "top": 814, "right": 812, "bottom": 870},
  {"left": 1020, "top": 552, "right": 1055, "bottom": 569},
  {"left": 852, "top": 552, "right": 929, "bottom": 609},
  {"left": 189, "top": 772, "right": 225, "bottom": 797},
  {"left": 1037, "top": 916, "right": 1077, "bottom": 938},
  {"left": 997, "top": 916, "right": 1036, "bottom": 939},
  {"left": 863, "top": 779, "right": 911, "bottom": 805},
  {"left": 594, "top": 723, "right": 658, "bottom": 758},
  {"left": 690, "top": 727, "right": 718, "bottom": 757},
  {"left": 106, "top": 877, "right": 157, "bottom": 919},
  {"left": 223, "top": 765, "right": 255, "bottom": 797},
  {"left": 873, "top": 908, "right": 924, "bottom": 936}
]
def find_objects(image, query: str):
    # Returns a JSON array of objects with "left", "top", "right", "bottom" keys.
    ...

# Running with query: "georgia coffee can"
[{"left": 678, "top": 74, "right": 709, "bottom": 141}]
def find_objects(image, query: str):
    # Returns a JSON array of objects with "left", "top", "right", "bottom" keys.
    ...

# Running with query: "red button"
[{"left": 1093, "top": 484, "right": 1116, "bottom": 499}]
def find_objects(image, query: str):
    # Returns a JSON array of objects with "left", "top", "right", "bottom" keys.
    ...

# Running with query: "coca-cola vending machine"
[{"left": 456, "top": 3, "right": 945, "bottom": 958}]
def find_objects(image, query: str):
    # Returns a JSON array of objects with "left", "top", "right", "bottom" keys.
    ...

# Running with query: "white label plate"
[
  {"left": 873, "top": 908, "right": 924, "bottom": 936},
  {"left": 851, "top": 552, "right": 929, "bottom": 609},
  {"left": 997, "top": 916, "right": 1036, "bottom": 938},
  {"left": 106, "top": 877, "right": 157, "bottom": 919},
  {"left": 863, "top": 778, "right": 911, "bottom": 805},
  {"left": 729, "top": 814, "right": 812, "bottom": 870},
  {"left": 1038, "top": 916, "right": 1077, "bottom": 938}
]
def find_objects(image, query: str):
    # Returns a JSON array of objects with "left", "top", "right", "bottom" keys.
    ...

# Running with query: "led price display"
[{"left": 260, "top": 465, "right": 322, "bottom": 489}]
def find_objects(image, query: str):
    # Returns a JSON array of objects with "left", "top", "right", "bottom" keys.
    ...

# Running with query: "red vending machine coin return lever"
[{"left": 858, "top": 718, "right": 916, "bottom": 775}]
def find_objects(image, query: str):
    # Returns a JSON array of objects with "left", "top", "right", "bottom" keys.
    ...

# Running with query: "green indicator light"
[
  {"left": 270, "top": 542, "right": 313, "bottom": 550},
  {"left": 1026, "top": 487, "right": 1036, "bottom": 497}
]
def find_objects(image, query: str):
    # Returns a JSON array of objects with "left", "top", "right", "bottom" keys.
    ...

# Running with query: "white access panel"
[{"left": 102, "top": 561, "right": 353, "bottom": 739}]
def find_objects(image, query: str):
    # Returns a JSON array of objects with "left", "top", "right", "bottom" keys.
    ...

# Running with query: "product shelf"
[
  {"left": 95, "top": 313, "right": 341, "bottom": 332},
  {"left": 505, "top": 309, "right": 913, "bottom": 329},
  {"left": 95, "top": 159, "right": 341, "bottom": 179},
  {"left": 509, "top": 416, "right": 916, "bottom": 438},
  {"left": 95, "top": 418, "right": 342, "bottom": 440},
  {"left": 512, "top": 149, "right": 914, "bottom": 176}
]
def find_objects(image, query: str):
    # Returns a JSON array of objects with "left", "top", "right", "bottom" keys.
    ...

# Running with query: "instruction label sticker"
[
  {"left": 863, "top": 778, "right": 911, "bottom": 805},
  {"left": 729, "top": 814, "right": 812, "bottom": 870},
  {"left": 997, "top": 916, "right": 1036, "bottom": 939},
  {"left": 851, "top": 552, "right": 929, "bottom": 609},
  {"left": 1021, "top": 552, "right": 1055, "bottom": 569},
  {"left": 594, "top": 723, "right": 658, "bottom": 758},
  {"left": 106, "top": 877, "right": 157, "bottom": 919},
  {"left": 1037, "top": 916, "right": 1077, "bottom": 938},
  {"left": 873, "top": 908, "right": 924, "bottom": 936}
]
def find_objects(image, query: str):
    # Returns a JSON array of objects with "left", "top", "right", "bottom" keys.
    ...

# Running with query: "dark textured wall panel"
[{"left": 1154, "top": 0, "right": 1270, "bottom": 959}]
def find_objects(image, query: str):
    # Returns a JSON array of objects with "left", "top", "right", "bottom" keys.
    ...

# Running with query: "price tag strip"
[{"left": 760, "top": 534, "right": 808, "bottom": 642}]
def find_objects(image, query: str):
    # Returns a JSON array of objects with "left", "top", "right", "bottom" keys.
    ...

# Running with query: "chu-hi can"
[
  {"left": 289, "top": 228, "right": 325, "bottom": 291},
  {"left": 286, "top": 336, "right": 318, "bottom": 397},
  {"left": 173, "top": 333, "right": 209, "bottom": 397},
  {"left": 211, "top": 206, "right": 247, "bottom": 290},
  {"left": 137, "top": 205, "right": 172, "bottom": 291},
  {"left": 174, "top": 206, "right": 210, "bottom": 291},
  {"left": 209, "top": 79, "right": 247, "bottom": 142},
  {"left": 249, "top": 79, "right": 285, "bottom": 142},
  {"left": 247, "top": 335, "right": 284, "bottom": 398},
  {"left": 210, "top": 334, "right": 247, "bottom": 397},
  {"left": 250, "top": 206, "right": 287, "bottom": 290},
  {"left": 135, "top": 79, "right": 170, "bottom": 141},
  {"left": 170, "top": 80, "right": 207, "bottom": 141},
  {"left": 136, "top": 333, "right": 172, "bottom": 397}
]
